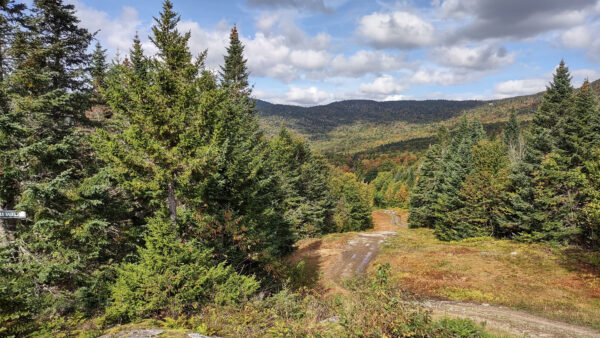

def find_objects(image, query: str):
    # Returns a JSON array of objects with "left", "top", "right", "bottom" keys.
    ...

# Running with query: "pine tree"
[
  {"left": 129, "top": 32, "right": 147, "bottom": 79},
  {"left": 503, "top": 61, "right": 574, "bottom": 241},
  {"left": 91, "top": 41, "right": 107, "bottom": 88},
  {"left": 268, "top": 128, "right": 334, "bottom": 237},
  {"left": 0, "top": 0, "right": 142, "bottom": 331},
  {"left": 220, "top": 25, "right": 250, "bottom": 94},
  {"left": 408, "top": 127, "right": 448, "bottom": 228},
  {"left": 105, "top": 212, "right": 258, "bottom": 322},
  {"left": 446, "top": 139, "right": 509, "bottom": 239},
  {"left": 97, "top": 0, "right": 293, "bottom": 279}
]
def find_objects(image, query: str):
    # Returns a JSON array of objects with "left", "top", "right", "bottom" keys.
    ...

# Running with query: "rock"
[
  {"left": 510, "top": 251, "right": 518, "bottom": 256},
  {"left": 188, "top": 334, "right": 214, "bottom": 338},
  {"left": 100, "top": 329, "right": 164, "bottom": 338},
  {"left": 320, "top": 316, "right": 340, "bottom": 324}
]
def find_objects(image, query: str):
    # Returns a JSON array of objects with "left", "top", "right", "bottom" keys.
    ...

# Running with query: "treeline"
[
  {"left": 0, "top": 0, "right": 371, "bottom": 334},
  {"left": 409, "top": 61, "right": 600, "bottom": 248}
]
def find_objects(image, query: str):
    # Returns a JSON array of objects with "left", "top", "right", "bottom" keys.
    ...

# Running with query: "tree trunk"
[
  {"left": 0, "top": 205, "right": 11, "bottom": 247},
  {"left": 167, "top": 179, "right": 177, "bottom": 225}
]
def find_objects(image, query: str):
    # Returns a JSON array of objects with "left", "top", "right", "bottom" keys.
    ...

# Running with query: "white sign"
[{"left": 0, "top": 210, "right": 26, "bottom": 219}]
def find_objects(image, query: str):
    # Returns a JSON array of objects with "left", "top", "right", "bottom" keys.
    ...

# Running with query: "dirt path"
[
  {"left": 322, "top": 210, "right": 600, "bottom": 338},
  {"left": 425, "top": 300, "right": 600, "bottom": 338}
]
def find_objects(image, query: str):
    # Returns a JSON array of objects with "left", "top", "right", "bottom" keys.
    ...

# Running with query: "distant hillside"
[
  {"left": 255, "top": 79, "right": 600, "bottom": 156},
  {"left": 256, "top": 99, "right": 486, "bottom": 136}
]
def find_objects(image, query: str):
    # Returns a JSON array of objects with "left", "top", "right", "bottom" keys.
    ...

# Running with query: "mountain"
[{"left": 255, "top": 79, "right": 600, "bottom": 155}]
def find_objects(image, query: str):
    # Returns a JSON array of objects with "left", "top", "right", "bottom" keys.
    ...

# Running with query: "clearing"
[{"left": 290, "top": 210, "right": 600, "bottom": 338}]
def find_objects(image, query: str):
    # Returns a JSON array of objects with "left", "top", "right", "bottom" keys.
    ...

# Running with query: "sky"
[{"left": 66, "top": 0, "right": 600, "bottom": 106}]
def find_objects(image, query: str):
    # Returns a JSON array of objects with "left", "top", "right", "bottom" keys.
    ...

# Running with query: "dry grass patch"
[{"left": 372, "top": 226, "right": 600, "bottom": 329}]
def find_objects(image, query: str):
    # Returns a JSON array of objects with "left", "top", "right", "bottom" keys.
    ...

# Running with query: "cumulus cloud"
[
  {"left": 178, "top": 20, "right": 231, "bottom": 69},
  {"left": 359, "top": 75, "right": 408, "bottom": 95},
  {"left": 410, "top": 67, "right": 472, "bottom": 85},
  {"left": 72, "top": 1, "right": 143, "bottom": 54},
  {"left": 282, "top": 86, "right": 335, "bottom": 106},
  {"left": 559, "top": 24, "right": 600, "bottom": 61},
  {"left": 493, "top": 79, "right": 547, "bottom": 98},
  {"left": 329, "top": 50, "right": 408, "bottom": 78},
  {"left": 436, "top": 0, "right": 595, "bottom": 42},
  {"left": 431, "top": 45, "right": 515, "bottom": 71},
  {"left": 357, "top": 11, "right": 435, "bottom": 49},
  {"left": 246, "top": 0, "right": 332, "bottom": 13}
]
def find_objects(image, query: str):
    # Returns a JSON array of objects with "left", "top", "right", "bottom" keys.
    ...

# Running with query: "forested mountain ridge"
[{"left": 256, "top": 79, "right": 600, "bottom": 155}]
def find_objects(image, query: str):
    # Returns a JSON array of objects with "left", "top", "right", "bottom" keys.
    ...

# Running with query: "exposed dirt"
[
  {"left": 424, "top": 300, "right": 600, "bottom": 338},
  {"left": 313, "top": 210, "right": 600, "bottom": 338}
]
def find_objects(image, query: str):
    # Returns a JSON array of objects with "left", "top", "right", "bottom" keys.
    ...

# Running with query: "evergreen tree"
[
  {"left": 129, "top": 32, "right": 147, "bottom": 79},
  {"left": 220, "top": 25, "right": 249, "bottom": 94},
  {"left": 444, "top": 139, "right": 509, "bottom": 240},
  {"left": 105, "top": 212, "right": 258, "bottom": 322},
  {"left": 268, "top": 128, "right": 334, "bottom": 237},
  {"left": 0, "top": 0, "right": 25, "bottom": 82},
  {"left": 503, "top": 110, "right": 523, "bottom": 164},
  {"left": 331, "top": 172, "right": 372, "bottom": 232},
  {"left": 97, "top": 0, "right": 293, "bottom": 280},
  {"left": 91, "top": 41, "right": 107, "bottom": 88},
  {"left": 1, "top": 0, "right": 141, "bottom": 332},
  {"left": 503, "top": 61, "right": 574, "bottom": 240},
  {"left": 408, "top": 126, "right": 449, "bottom": 228}
]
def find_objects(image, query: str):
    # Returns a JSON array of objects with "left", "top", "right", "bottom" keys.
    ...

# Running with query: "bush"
[
  {"left": 331, "top": 172, "right": 373, "bottom": 232},
  {"left": 104, "top": 215, "right": 258, "bottom": 323}
]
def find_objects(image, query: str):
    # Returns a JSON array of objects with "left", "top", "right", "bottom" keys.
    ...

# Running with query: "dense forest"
[
  {"left": 1, "top": 0, "right": 600, "bottom": 336},
  {"left": 0, "top": 1, "right": 375, "bottom": 335},
  {"left": 409, "top": 62, "right": 600, "bottom": 247}
]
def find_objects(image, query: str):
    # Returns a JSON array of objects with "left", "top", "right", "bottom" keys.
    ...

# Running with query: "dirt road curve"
[
  {"left": 327, "top": 210, "right": 600, "bottom": 338},
  {"left": 328, "top": 230, "right": 397, "bottom": 281},
  {"left": 424, "top": 300, "right": 600, "bottom": 338}
]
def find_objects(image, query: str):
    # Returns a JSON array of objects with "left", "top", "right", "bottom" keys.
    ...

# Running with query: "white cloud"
[
  {"left": 289, "top": 50, "right": 331, "bottom": 70},
  {"left": 283, "top": 86, "right": 335, "bottom": 106},
  {"left": 357, "top": 11, "right": 435, "bottom": 49},
  {"left": 431, "top": 45, "right": 515, "bottom": 71},
  {"left": 359, "top": 75, "right": 407, "bottom": 95},
  {"left": 559, "top": 24, "right": 600, "bottom": 61},
  {"left": 178, "top": 20, "right": 230, "bottom": 70},
  {"left": 329, "top": 50, "right": 408, "bottom": 77},
  {"left": 411, "top": 67, "right": 470, "bottom": 85},
  {"left": 72, "top": 1, "right": 142, "bottom": 54},
  {"left": 493, "top": 79, "right": 547, "bottom": 98}
]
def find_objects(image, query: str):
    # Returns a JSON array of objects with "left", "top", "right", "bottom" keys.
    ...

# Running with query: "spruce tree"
[
  {"left": 408, "top": 126, "right": 448, "bottom": 228},
  {"left": 503, "top": 61, "right": 574, "bottom": 241},
  {"left": 220, "top": 25, "right": 250, "bottom": 94},
  {"left": 503, "top": 111, "right": 523, "bottom": 164},
  {"left": 91, "top": 41, "right": 107, "bottom": 88},
  {"left": 1, "top": 0, "right": 142, "bottom": 331},
  {"left": 97, "top": 0, "right": 293, "bottom": 279},
  {"left": 268, "top": 128, "right": 334, "bottom": 237}
]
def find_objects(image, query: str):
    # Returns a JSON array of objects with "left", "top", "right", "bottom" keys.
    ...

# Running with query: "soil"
[{"left": 319, "top": 210, "right": 600, "bottom": 338}]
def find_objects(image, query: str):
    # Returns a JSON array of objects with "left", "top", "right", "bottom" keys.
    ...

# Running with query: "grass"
[{"left": 371, "top": 220, "right": 600, "bottom": 329}]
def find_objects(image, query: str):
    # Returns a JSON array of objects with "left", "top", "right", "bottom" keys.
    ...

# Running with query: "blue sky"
[{"left": 70, "top": 0, "right": 600, "bottom": 105}]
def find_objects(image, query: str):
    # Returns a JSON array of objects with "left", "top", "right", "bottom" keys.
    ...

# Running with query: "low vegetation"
[{"left": 373, "top": 219, "right": 600, "bottom": 329}]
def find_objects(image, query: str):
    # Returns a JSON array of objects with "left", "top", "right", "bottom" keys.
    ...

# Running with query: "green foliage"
[
  {"left": 105, "top": 214, "right": 258, "bottom": 322},
  {"left": 96, "top": 0, "right": 294, "bottom": 280},
  {"left": 268, "top": 128, "right": 335, "bottom": 237},
  {"left": 220, "top": 25, "right": 249, "bottom": 95},
  {"left": 409, "top": 116, "right": 485, "bottom": 234},
  {"left": 331, "top": 172, "right": 372, "bottom": 232},
  {"left": 371, "top": 165, "right": 416, "bottom": 208},
  {"left": 0, "top": 0, "right": 141, "bottom": 333},
  {"left": 442, "top": 139, "right": 510, "bottom": 240},
  {"left": 410, "top": 61, "right": 600, "bottom": 247}
]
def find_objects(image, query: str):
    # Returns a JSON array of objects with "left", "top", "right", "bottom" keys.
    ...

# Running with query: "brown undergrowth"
[{"left": 371, "top": 221, "right": 600, "bottom": 329}]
